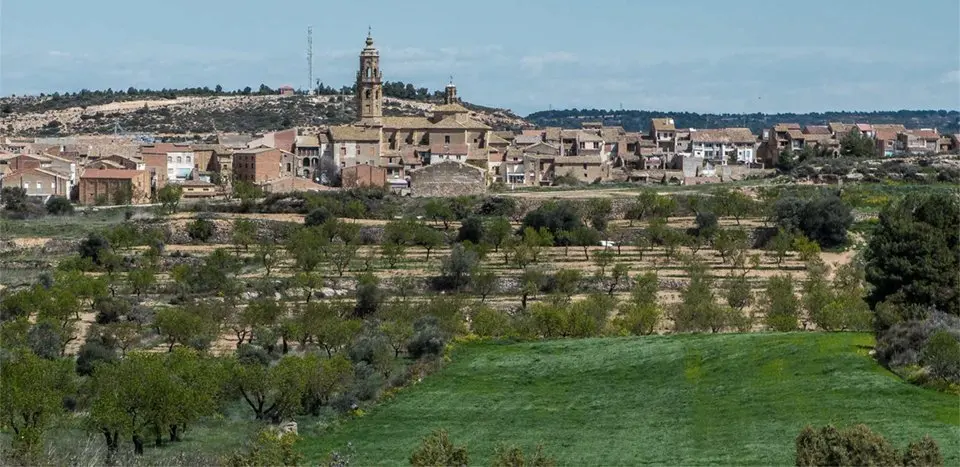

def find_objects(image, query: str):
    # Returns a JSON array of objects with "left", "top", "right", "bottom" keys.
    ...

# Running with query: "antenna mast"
[{"left": 307, "top": 26, "right": 314, "bottom": 95}]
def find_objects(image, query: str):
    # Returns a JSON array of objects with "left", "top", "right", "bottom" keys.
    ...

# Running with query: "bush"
[
  {"left": 76, "top": 339, "right": 118, "bottom": 376},
  {"left": 773, "top": 195, "right": 852, "bottom": 248},
  {"left": 437, "top": 244, "right": 478, "bottom": 291},
  {"left": 694, "top": 211, "right": 718, "bottom": 237},
  {"left": 796, "top": 424, "right": 943, "bottom": 467},
  {"left": 922, "top": 331, "right": 960, "bottom": 382},
  {"left": 522, "top": 200, "right": 582, "bottom": 236},
  {"left": 236, "top": 344, "right": 272, "bottom": 366},
  {"left": 78, "top": 232, "right": 110, "bottom": 265},
  {"left": 457, "top": 216, "right": 484, "bottom": 244},
  {"left": 409, "top": 429, "right": 468, "bottom": 467},
  {"left": 27, "top": 321, "right": 63, "bottom": 359},
  {"left": 407, "top": 315, "right": 446, "bottom": 359},
  {"left": 93, "top": 296, "right": 130, "bottom": 325},
  {"left": 875, "top": 312, "right": 960, "bottom": 380},
  {"left": 187, "top": 218, "right": 215, "bottom": 242},
  {"left": 903, "top": 436, "right": 944, "bottom": 466},
  {"left": 45, "top": 196, "right": 73, "bottom": 215},
  {"left": 304, "top": 206, "right": 332, "bottom": 227},
  {"left": 349, "top": 361, "right": 384, "bottom": 401}
]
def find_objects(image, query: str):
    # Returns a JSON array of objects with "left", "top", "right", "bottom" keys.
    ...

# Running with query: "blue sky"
[{"left": 2, "top": 0, "right": 958, "bottom": 115}]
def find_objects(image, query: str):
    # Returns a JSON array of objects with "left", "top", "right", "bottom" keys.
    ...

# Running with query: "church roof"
[
  {"left": 432, "top": 102, "right": 469, "bottom": 114},
  {"left": 381, "top": 116, "right": 434, "bottom": 129},
  {"left": 430, "top": 115, "right": 491, "bottom": 130},
  {"left": 328, "top": 125, "right": 381, "bottom": 142}
]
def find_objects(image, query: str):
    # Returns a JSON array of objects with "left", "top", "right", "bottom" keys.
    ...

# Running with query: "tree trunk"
[
  {"left": 281, "top": 335, "right": 289, "bottom": 354},
  {"left": 521, "top": 293, "right": 528, "bottom": 310},
  {"left": 132, "top": 434, "right": 144, "bottom": 455},
  {"left": 169, "top": 424, "right": 181, "bottom": 442}
]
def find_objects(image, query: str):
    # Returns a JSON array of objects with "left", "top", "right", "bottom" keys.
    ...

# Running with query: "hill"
[
  {"left": 301, "top": 333, "right": 959, "bottom": 465},
  {"left": 0, "top": 93, "right": 530, "bottom": 137},
  {"left": 526, "top": 109, "right": 960, "bottom": 134}
]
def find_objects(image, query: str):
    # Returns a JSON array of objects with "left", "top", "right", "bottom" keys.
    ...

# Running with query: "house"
[
  {"left": 166, "top": 150, "right": 197, "bottom": 183},
  {"left": 0, "top": 168, "right": 70, "bottom": 199},
  {"left": 874, "top": 129, "right": 900, "bottom": 157},
  {"left": 232, "top": 147, "right": 295, "bottom": 184},
  {"left": 78, "top": 169, "right": 150, "bottom": 205},
  {"left": 341, "top": 164, "right": 387, "bottom": 188},
  {"left": 293, "top": 134, "right": 328, "bottom": 181},
  {"left": 650, "top": 118, "right": 677, "bottom": 153},
  {"left": 190, "top": 144, "right": 231, "bottom": 173},
  {"left": 552, "top": 155, "right": 608, "bottom": 184},
  {"left": 278, "top": 85, "right": 295, "bottom": 96},
  {"left": 180, "top": 179, "right": 219, "bottom": 198},
  {"left": 762, "top": 123, "right": 801, "bottom": 165},
  {"left": 248, "top": 128, "right": 297, "bottom": 153},
  {"left": 897, "top": 129, "right": 939, "bottom": 154},
  {"left": 408, "top": 160, "right": 485, "bottom": 197},
  {"left": 689, "top": 128, "right": 757, "bottom": 164}
]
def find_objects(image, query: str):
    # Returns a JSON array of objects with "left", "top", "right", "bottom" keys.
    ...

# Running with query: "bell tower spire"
[
  {"left": 444, "top": 76, "right": 458, "bottom": 105},
  {"left": 356, "top": 28, "right": 382, "bottom": 124}
]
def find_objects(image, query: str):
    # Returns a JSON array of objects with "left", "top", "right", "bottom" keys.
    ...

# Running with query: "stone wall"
[{"left": 409, "top": 161, "right": 485, "bottom": 197}]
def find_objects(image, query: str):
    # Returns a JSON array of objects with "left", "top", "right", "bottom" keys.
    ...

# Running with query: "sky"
[{"left": 2, "top": 0, "right": 959, "bottom": 116}]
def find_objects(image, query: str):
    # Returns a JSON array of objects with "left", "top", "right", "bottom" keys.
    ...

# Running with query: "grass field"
[{"left": 301, "top": 333, "right": 960, "bottom": 465}]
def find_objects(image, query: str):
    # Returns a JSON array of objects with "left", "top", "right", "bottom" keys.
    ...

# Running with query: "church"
[{"left": 319, "top": 31, "right": 508, "bottom": 185}]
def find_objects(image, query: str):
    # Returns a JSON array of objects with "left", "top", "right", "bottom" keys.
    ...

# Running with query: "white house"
[
  {"left": 166, "top": 151, "right": 196, "bottom": 183},
  {"left": 689, "top": 128, "right": 757, "bottom": 164}
]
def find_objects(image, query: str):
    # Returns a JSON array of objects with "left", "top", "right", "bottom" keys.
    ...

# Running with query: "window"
[
  {"left": 583, "top": 164, "right": 587, "bottom": 170},
  {"left": 444, "top": 135, "right": 451, "bottom": 144},
  {"left": 365, "top": 89, "right": 371, "bottom": 99},
  {"left": 176, "top": 156, "right": 182, "bottom": 163},
  {"left": 185, "top": 155, "right": 192, "bottom": 163},
  {"left": 36, "top": 181, "right": 42, "bottom": 190},
  {"left": 167, "top": 156, "right": 172, "bottom": 163},
  {"left": 286, "top": 163, "right": 292, "bottom": 172}
]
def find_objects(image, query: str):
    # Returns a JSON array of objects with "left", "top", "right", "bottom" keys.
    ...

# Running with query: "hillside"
[
  {"left": 0, "top": 94, "right": 530, "bottom": 137},
  {"left": 301, "top": 333, "right": 959, "bottom": 465},
  {"left": 526, "top": 109, "right": 960, "bottom": 134}
]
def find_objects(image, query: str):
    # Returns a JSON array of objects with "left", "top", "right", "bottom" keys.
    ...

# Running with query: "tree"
[
  {"left": 774, "top": 195, "right": 852, "bottom": 248},
  {"left": 127, "top": 264, "right": 157, "bottom": 297},
  {"left": 522, "top": 200, "right": 583, "bottom": 236},
  {"left": 592, "top": 248, "right": 615, "bottom": 277},
  {"left": 569, "top": 226, "right": 600, "bottom": 260},
  {"left": 439, "top": 243, "right": 479, "bottom": 291},
  {"left": 711, "top": 188, "right": 754, "bottom": 225},
  {"left": 414, "top": 225, "right": 444, "bottom": 261},
  {"left": 305, "top": 207, "right": 332, "bottom": 227},
  {"left": 45, "top": 196, "right": 73, "bottom": 215},
  {"left": 229, "top": 355, "right": 311, "bottom": 422},
  {"left": 0, "top": 351, "right": 74, "bottom": 462},
  {"left": 78, "top": 232, "right": 111, "bottom": 266},
  {"left": 840, "top": 129, "right": 878, "bottom": 158},
  {"left": 672, "top": 258, "right": 725, "bottom": 333},
  {"left": 325, "top": 238, "right": 359, "bottom": 277},
  {"left": 768, "top": 228, "right": 793, "bottom": 267},
  {"left": 796, "top": 424, "right": 908, "bottom": 467},
  {"left": 424, "top": 199, "right": 454, "bottom": 229},
  {"left": 762, "top": 275, "right": 799, "bottom": 332},
  {"left": 519, "top": 268, "right": 546, "bottom": 310},
  {"left": 154, "top": 307, "right": 213, "bottom": 352},
  {"left": 711, "top": 228, "right": 749, "bottom": 266},
  {"left": 615, "top": 272, "right": 662, "bottom": 335},
  {"left": 380, "top": 240, "right": 406, "bottom": 268},
  {"left": 286, "top": 227, "right": 325, "bottom": 273},
  {"left": 157, "top": 184, "right": 183, "bottom": 214},
  {"left": 865, "top": 193, "right": 959, "bottom": 321},
  {"left": 410, "top": 429, "right": 469, "bottom": 467},
  {"left": 485, "top": 216, "right": 513, "bottom": 252},
  {"left": 457, "top": 215, "right": 484, "bottom": 244},
  {"left": 354, "top": 272, "right": 382, "bottom": 318},
  {"left": 586, "top": 198, "right": 613, "bottom": 231},
  {"left": 224, "top": 429, "right": 302, "bottom": 467},
  {"left": 256, "top": 239, "right": 281, "bottom": 276},
  {"left": 232, "top": 219, "right": 257, "bottom": 255},
  {"left": 553, "top": 269, "right": 583, "bottom": 300},
  {"left": 233, "top": 180, "right": 263, "bottom": 211},
  {"left": 522, "top": 226, "right": 554, "bottom": 263},
  {"left": 472, "top": 269, "right": 498, "bottom": 302}
]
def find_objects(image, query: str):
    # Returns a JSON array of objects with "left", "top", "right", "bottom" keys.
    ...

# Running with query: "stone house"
[
  {"left": 341, "top": 164, "right": 387, "bottom": 188},
  {"left": 408, "top": 160, "right": 485, "bottom": 197},
  {"left": 78, "top": 169, "right": 150, "bottom": 205},
  {"left": 0, "top": 168, "right": 70, "bottom": 199},
  {"left": 232, "top": 148, "right": 295, "bottom": 184}
]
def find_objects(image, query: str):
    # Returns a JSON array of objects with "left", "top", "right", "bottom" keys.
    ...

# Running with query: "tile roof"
[
  {"left": 577, "top": 131, "right": 604, "bottom": 142},
  {"left": 803, "top": 133, "right": 837, "bottom": 143},
  {"left": 139, "top": 143, "right": 191, "bottom": 155},
  {"left": 381, "top": 116, "right": 434, "bottom": 129},
  {"left": 3, "top": 167, "right": 68, "bottom": 180},
  {"left": 651, "top": 118, "right": 676, "bottom": 131},
  {"left": 554, "top": 155, "right": 604, "bottom": 164},
  {"left": 328, "top": 125, "right": 382, "bottom": 142},
  {"left": 873, "top": 124, "right": 907, "bottom": 132},
  {"left": 907, "top": 129, "right": 939, "bottom": 140},
  {"left": 430, "top": 115, "right": 491, "bottom": 130},
  {"left": 521, "top": 142, "right": 560, "bottom": 155},
  {"left": 81, "top": 169, "right": 148, "bottom": 180},
  {"left": 544, "top": 127, "right": 562, "bottom": 141},
  {"left": 514, "top": 134, "right": 542, "bottom": 145},
  {"left": 786, "top": 129, "right": 806, "bottom": 139},
  {"left": 431, "top": 103, "right": 469, "bottom": 113},
  {"left": 233, "top": 147, "right": 278, "bottom": 155},
  {"left": 803, "top": 125, "right": 831, "bottom": 135},
  {"left": 487, "top": 133, "right": 510, "bottom": 145},
  {"left": 774, "top": 123, "right": 802, "bottom": 132},
  {"left": 190, "top": 144, "right": 231, "bottom": 154},
  {"left": 856, "top": 123, "right": 874, "bottom": 132},
  {"left": 521, "top": 129, "right": 543, "bottom": 137},
  {"left": 295, "top": 135, "right": 320, "bottom": 147},
  {"left": 874, "top": 129, "right": 899, "bottom": 140},
  {"left": 828, "top": 122, "right": 854, "bottom": 134},
  {"left": 690, "top": 128, "right": 756, "bottom": 144}
]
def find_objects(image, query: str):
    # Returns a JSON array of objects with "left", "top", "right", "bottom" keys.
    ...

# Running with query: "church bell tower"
[{"left": 356, "top": 28, "right": 383, "bottom": 124}]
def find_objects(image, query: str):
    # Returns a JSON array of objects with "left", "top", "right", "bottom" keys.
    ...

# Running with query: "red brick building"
[
  {"left": 341, "top": 164, "right": 387, "bottom": 188},
  {"left": 78, "top": 169, "right": 151, "bottom": 205},
  {"left": 232, "top": 148, "right": 295, "bottom": 183}
]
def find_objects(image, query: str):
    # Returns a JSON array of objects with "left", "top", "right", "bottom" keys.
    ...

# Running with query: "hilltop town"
[{"left": 1, "top": 31, "right": 958, "bottom": 205}]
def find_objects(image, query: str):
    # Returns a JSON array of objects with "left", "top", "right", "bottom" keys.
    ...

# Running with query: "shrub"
[
  {"left": 349, "top": 361, "right": 384, "bottom": 401},
  {"left": 922, "top": 331, "right": 960, "bottom": 382},
  {"left": 694, "top": 211, "right": 718, "bottom": 237},
  {"left": 76, "top": 339, "right": 118, "bottom": 376},
  {"left": 223, "top": 429, "right": 302, "bottom": 467},
  {"left": 456, "top": 216, "right": 484, "bottom": 244},
  {"left": 187, "top": 218, "right": 215, "bottom": 242},
  {"left": 762, "top": 275, "right": 800, "bottom": 332},
  {"left": 45, "top": 196, "right": 73, "bottom": 215},
  {"left": 409, "top": 429, "right": 468, "bottom": 467},
  {"left": 522, "top": 200, "right": 583, "bottom": 236},
  {"left": 773, "top": 195, "right": 852, "bottom": 248},
  {"left": 903, "top": 436, "right": 944, "bottom": 466},
  {"left": 27, "top": 321, "right": 63, "bottom": 359},
  {"left": 93, "top": 296, "right": 131, "bottom": 325},
  {"left": 407, "top": 315, "right": 446, "bottom": 359},
  {"left": 796, "top": 424, "right": 901, "bottom": 467},
  {"left": 471, "top": 306, "right": 513, "bottom": 338},
  {"left": 305, "top": 206, "right": 332, "bottom": 227},
  {"left": 437, "top": 244, "right": 478, "bottom": 291},
  {"left": 876, "top": 312, "right": 960, "bottom": 372},
  {"left": 78, "top": 232, "right": 110, "bottom": 265}
]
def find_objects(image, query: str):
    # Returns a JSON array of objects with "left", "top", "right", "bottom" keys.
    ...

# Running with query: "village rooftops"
[
  {"left": 804, "top": 125, "right": 831, "bottom": 135},
  {"left": 690, "top": 128, "right": 756, "bottom": 144},
  {"left": 651, "top": 118, "right": 676, "bottom": 132},
  {"left": 328, "top": 125, "right": 382, "bottom": 141},
  {"left": 514, "top": 134, "right": 542, "bottom": 145},
  {"left": 774, "top": 123, "right": 802, "bottom": 132},
  {"left": 233, "top": 147, "right": 279, "bottom": 155},
  {"left": 381, "top": 116, "right": 434, "bottom": 129},
  {"left": 906, "top": 129, "right": 940, "bottom": 140},
  {"left": 80, "top": 169, "right": 148, "bottom": 179}
]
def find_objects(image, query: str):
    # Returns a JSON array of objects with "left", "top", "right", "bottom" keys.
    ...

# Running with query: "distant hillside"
[
  {"left": 526, "top": 109, "right": 960, "bottom": 134},
  {"left": 0, "top": 90, "right": 529, "bottom": 137}
]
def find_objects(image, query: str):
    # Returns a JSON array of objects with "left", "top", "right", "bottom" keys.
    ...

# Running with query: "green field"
[{"left": 301, "top": 333, "right": 960, "bottom": 465}]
